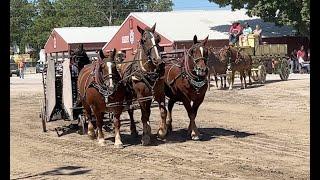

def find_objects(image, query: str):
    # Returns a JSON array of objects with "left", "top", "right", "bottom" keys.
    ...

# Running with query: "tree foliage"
[
  {"left": 208, "top": 0, "right": 310, "bottom": 37},
  {"left": 10, "top": 0, "right": 35, "bottom": 51},
  {"left": 10, "top": 0, "right": 173, "bottom": 52}
]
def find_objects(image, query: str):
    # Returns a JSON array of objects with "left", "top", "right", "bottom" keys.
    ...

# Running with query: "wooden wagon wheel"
[
  {"left": 40, "top": 99, "right": 47, "bottom": 132},
  {"left": 279, "top": 58, "right": 290, "bottom": 81},
  {"left": 251, "top": 64, "right": 266, "bottom": 83},
  {"left": 78, "top": 114, "right": 88, "bottom": 135},
  {"left": 251, "top": 69, "right": 259, "bottom": 82},
  {"left": 258, "top": 64, "right": 267, "bottom": 83}
]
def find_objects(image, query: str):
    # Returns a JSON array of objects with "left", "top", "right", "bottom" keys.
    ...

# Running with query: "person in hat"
[{"left": 228, "top": 21, "right": 243, "bottom": 45}]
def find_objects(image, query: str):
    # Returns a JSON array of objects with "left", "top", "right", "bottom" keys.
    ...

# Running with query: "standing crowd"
[{"left": 290, "top": 45, "right": 310, "bottom": 74}]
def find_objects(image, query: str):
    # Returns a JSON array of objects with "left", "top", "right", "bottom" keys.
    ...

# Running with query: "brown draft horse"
[
  {"left": 164, "top": 35, "right": 209, "bottom": 140},
  {"left": 219, "top": 45, "right": 252, "bottom": 90},
  {"left": 77, "top": 48, "right": 126, "bottom": 148},
  {"left": 207, "top": 47, "right": 228, "bottom": 90},
  {"left": 119, "top": 24, "right": 167, "bottom": 145}
]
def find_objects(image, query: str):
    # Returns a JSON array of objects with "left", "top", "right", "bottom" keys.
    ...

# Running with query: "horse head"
[
  {"left": 72, "top": 44, "right": 91, "bottom": 72},
  {"left": 137, "top": 23, "right": 162, "bottom": 69},
  {"left": 219, "top": 45, "right": 233, "bottom": 71},
  {"left": 98, "top": 48, "right": 118, "bottom": 90},
  {"left": 187, "top": 35, "right": 209, "bottom": 77}
]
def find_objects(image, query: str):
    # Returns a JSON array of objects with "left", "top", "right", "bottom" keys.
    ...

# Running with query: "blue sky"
[{"left": 172, "top": 0, "right": 231, "bottom": 10}]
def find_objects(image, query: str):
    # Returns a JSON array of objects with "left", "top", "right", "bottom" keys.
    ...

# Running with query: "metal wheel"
[
  {"left": 40, "top": 99, "right": 47, "bottom": 132},
  {"left": 279, "top": 58, "right": 290, "bottom": 80},
  {"left": 78, "top": 114, "right": 88, "bottom": 135}
]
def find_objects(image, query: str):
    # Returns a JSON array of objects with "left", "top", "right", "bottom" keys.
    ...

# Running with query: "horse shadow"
[
  {"left": 107, "top": 127, "right": 255, "bottom": 147},
  {"left": 11, "top": 166, "right": 91, "bottom": 180}
]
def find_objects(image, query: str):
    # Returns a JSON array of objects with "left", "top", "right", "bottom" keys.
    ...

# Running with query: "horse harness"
[
  {"left": 167, "top": 46, "right": 208, "bottom": 93},
  {"left": 121, "top": 47, "right": 164, "bottom": 99},
  {"left": 80, "top": 60, "right": 119, "bottom": 105}
]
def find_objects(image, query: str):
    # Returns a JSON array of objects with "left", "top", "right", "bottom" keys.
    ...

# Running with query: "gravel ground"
[{"left": 10, "top": 73, "right": 309, "bottom": 180}]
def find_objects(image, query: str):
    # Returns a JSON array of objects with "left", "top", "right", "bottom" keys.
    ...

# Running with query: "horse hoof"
[
  {"left": 88, "top": 132, "right": 96, "bottom": 140},
  {"left": 114, "top": 143, "right": 124, "bottom": 149},
  {"left": 131, "top": 131, "right": 139, "bottom": 138},
  {"left": 157, "top": 128, "right": 167, "bottom": 139},
  {"left": 191, "top": 135, "right": 200, "bottom": 141},
  {"left": 98, "top": 139, "right": 106, "bottom": 146},
  {"left": 141, "top": 135, "right": 151, "bottom": 146}
]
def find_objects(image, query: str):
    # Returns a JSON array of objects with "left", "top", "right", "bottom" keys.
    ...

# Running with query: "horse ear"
[
  {"left": 193, "top": 35, "right": 198, "bottom": 44},
  {"left": 202, "top": 35, "right": 209, "bottom": 46},
  {"left": 111, "top": 48, "right": 117, "bottom": 59},
  {"left": 137, "top": 25, "right": 144, "bottom": 34},
  {"left": 98, "top": 49, "right": 106, "bottom": 59},
  {"left": 150, "top": 23, "right": 156, "bottom": 33}
]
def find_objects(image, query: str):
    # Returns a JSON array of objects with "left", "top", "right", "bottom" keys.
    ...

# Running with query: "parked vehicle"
[
  {"left": 36, "top": 63, "right": 44, "bottom": 73},
  {"left": 10, "top": 59, "right": 20, "bottom": 77}
]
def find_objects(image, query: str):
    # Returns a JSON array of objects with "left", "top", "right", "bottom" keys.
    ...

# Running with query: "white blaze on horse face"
[
  {"left": 150, "top": 33, "right": 160, "bottom": 60},
  {"left": 200, "top": 47, "right": 204, "bottom": 57},
  {"left": 106, "top": 61, "right": 113, "bottom": 88}
]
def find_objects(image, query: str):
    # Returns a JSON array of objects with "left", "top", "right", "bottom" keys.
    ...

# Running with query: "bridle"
[
  {"left": 186, "top": 43, "right": 209, "bottom": 75},
  {"left": 219, "top": 47, "right": 232, "bottom": 70},
  {"left": 140, "top": 31, "right": 162, "bottom": 66}
]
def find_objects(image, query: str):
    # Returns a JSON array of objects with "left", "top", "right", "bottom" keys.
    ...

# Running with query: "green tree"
[
  {"left": 208, "top": 0, "right": 310, "bottom": 37},
  {"left": 54, "top": 0, "right": 106, "bottom": 27},
  {"left": 10, "top": 0, "right": 35, "bottom": 53},
  {"left": 147, "top": 0, "right": 173, "bottom": 12},
  {"left": 26, "top": 0, "right": 57, "bottom": 50}
]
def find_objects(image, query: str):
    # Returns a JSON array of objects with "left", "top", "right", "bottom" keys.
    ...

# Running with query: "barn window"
[
  {"left": 53, "top": 36, "right": 57, "bottom": 49},
  {"left": 129, "top": 19, "right": 133, "bottom": 29}
]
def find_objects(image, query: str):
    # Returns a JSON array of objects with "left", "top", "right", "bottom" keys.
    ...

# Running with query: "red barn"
[
  {"left": 103, "top": 10, "right": 309, "bottom": 60},
  {"left": 44, "top": 26, "right": 119, "bottom": 61}
]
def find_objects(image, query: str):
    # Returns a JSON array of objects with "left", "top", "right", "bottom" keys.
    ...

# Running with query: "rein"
[
  {"left": 120, "top": 41, "right": 162, "bottom": 97},
  {"left": 182, "top": 46, "right": 208, "bottom": 90}
]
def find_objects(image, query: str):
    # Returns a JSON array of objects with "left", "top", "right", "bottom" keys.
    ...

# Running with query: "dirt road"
[{"left": 10, "top": 73, "right": 309, "bottom": 179}]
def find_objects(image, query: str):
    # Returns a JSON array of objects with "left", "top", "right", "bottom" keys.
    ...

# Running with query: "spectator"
[
  {"left": 297, "top": 45, "right": 310, "bottom": 73},
  {"left": 229, "top": 21, "right": 243, "bottom": 45},
  {"left": 290, "top": 49, "right": 298, "bottom": 73},
  {"left": 240, "top": 22, "right": 253, "bottom": 46},
  {"left": 18, "top": 59, "right": 25, "bottom": 79},
  {"left": 253, "top": 24, "right": 263, "bottom": 44}
]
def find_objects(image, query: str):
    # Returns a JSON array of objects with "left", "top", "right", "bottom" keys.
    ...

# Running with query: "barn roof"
[
  {"left": 53, "top": 26, "right": 120, "bottom": 44},
  {"left": 129, "top": 10, "right": 294, "bottom": 41}
]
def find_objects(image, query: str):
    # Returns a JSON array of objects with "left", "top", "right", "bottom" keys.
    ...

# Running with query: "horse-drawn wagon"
[
  {"left": 39, "top": 50, "right": 90, "bottom": 135},
  {"left": 236, "top": 34, "right": 290, "bottom": 83}
]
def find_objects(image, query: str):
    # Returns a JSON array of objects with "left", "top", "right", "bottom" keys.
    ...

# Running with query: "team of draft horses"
[{"left": 70, "top": 24, "right": 252, "bottom": 148}]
